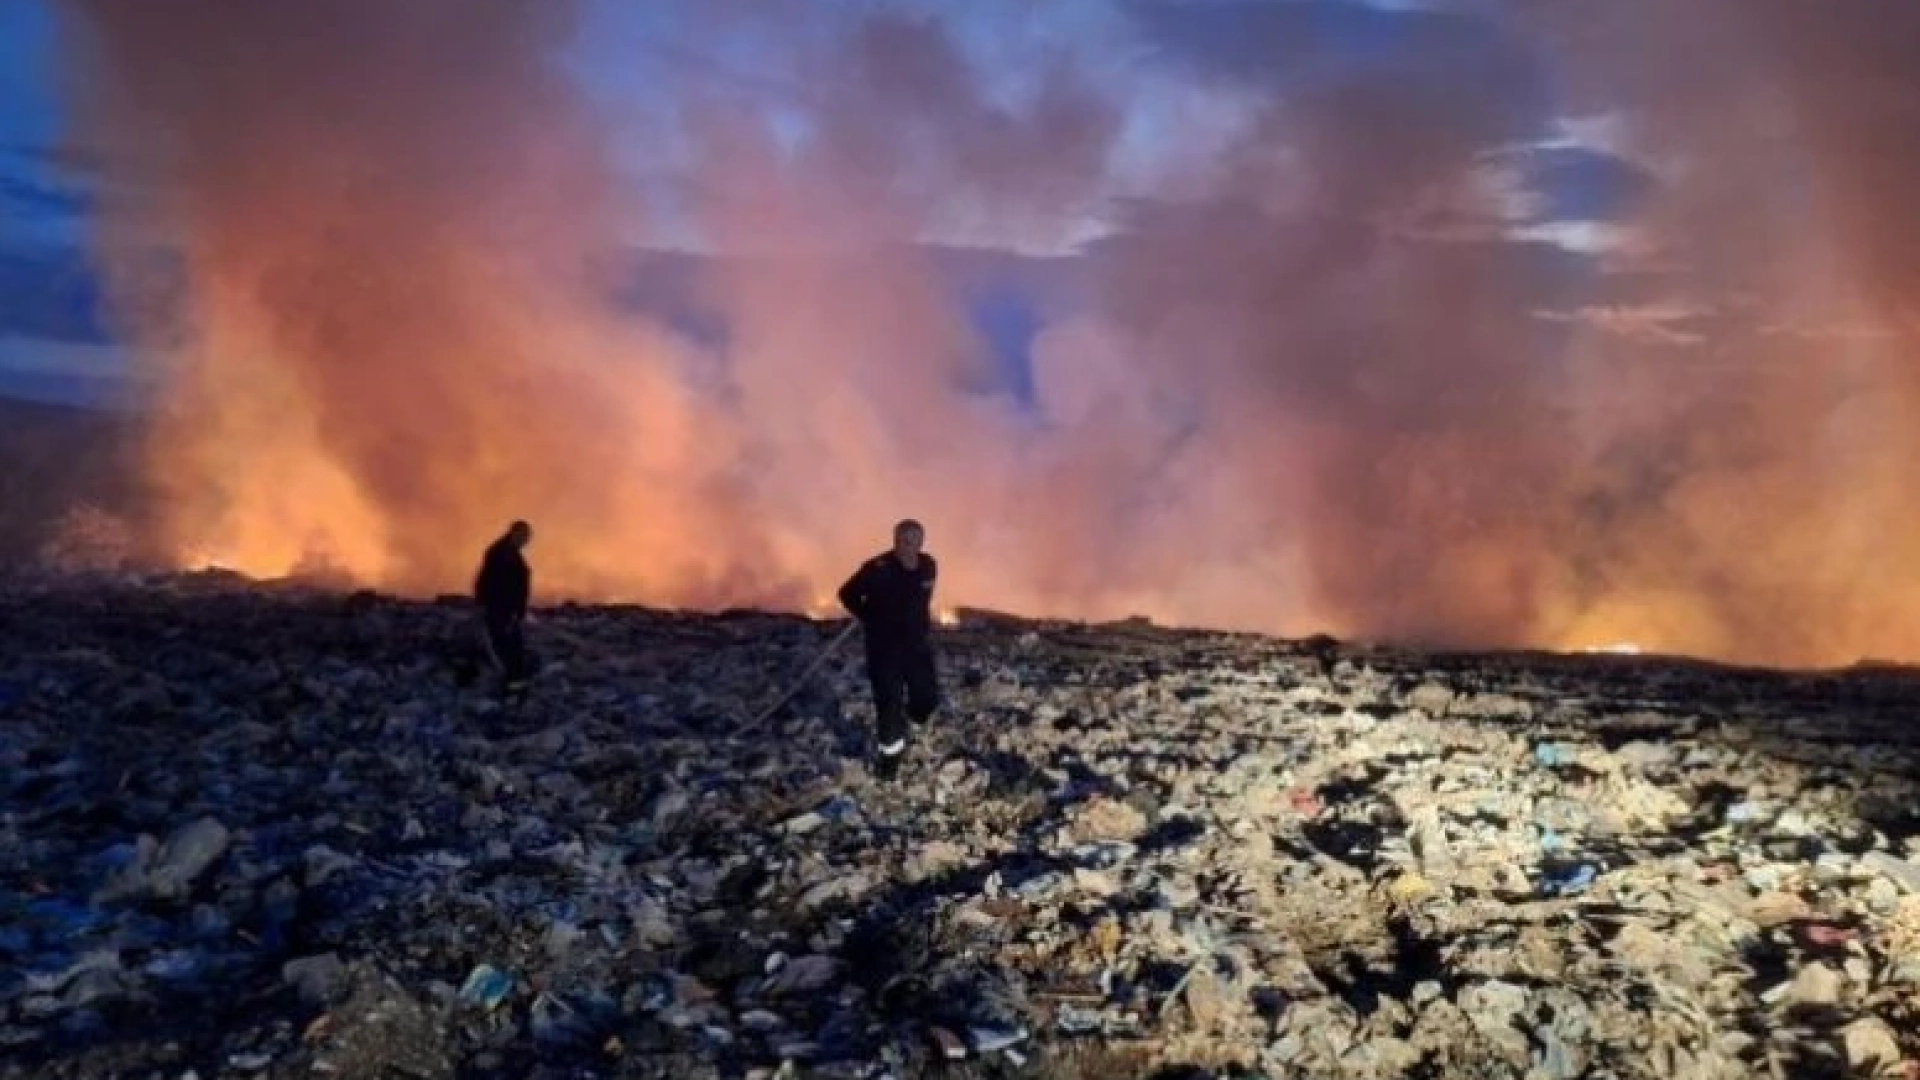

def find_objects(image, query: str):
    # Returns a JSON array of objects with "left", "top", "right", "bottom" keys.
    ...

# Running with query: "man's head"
[
  {"left": 507, "top": 520, "right": 533, "bottom": 548},
  {"left": 892, "top": 518, "right": 924, "bottom": 562}
]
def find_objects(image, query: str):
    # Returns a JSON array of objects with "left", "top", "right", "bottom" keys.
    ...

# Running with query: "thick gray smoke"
[{"left": 53, "top": 0, "right": 1920, "bottom": 666}]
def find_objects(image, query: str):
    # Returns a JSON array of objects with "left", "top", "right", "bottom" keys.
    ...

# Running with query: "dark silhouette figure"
[
  {"left": 839, "top": 519, "right": 940, "bottom": 779},
  {"left": 473, "top": 520, "right": 534, "bottom": 695}
]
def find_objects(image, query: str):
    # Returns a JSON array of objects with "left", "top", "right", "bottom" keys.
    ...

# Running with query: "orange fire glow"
[{"left": 54, "top": 0, "right": 1920, "bottom": 670}]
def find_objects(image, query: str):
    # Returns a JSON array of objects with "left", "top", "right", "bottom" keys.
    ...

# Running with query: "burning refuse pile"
[{"left": 3, "top": 574, "right": 1920, "bottom": 1079}]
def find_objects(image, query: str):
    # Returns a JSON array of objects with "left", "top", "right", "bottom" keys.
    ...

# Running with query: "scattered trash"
[
  {"left": 760, "top": 955, "right": 841, "bottom": 996},
  {"left": 1841, "top": 1016, "right": 1903, "bottom": 1073},
  {"left": 1538, "top": 862, "right": 1598, "bottom": 897},
  {"left": 282, "top": 953, "right": 347, "bottom": 1005},
  {"left": 927, "top": 1025, "right": 967, "bottom": 1060},
  {"left": 95, "top": 816, "right": 232, "bottom": 904},
  {"left": 2, "top": 574, "right": 1919, "bottom": 1079},
  {"left": 1862, "top": 851, "right": 1920, "bottom": 894},
  {"left": 968, "top": 1023, "right": 1028, "bottom": 1054},
  {"left": 457, "top": 964, "right": 514, "bottom": 1010},
  {"left": 1532, "top": 742, "right": 1573, "bottom": 768}
]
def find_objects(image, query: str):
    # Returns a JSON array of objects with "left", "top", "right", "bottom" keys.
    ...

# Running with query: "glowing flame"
[
  {"left": 56, "top": 0, "right": 1920, "bottom": 670},
  {"left": 183, "top": 547, "right": 240, "bottom": 573},
  {"left": 1586, "top": 642, "right": 1644, "bottom": 656},
  {"left": 936, "top": 608, "right": 959, "bottom": 628}
]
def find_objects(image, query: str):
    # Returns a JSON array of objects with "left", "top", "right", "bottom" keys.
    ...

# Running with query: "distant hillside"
[{"left": 0, "top": 395, "right": 147, "bottom": 567}]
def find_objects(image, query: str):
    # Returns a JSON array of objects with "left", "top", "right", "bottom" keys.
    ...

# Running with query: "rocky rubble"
[{"left": 3, "top": 572, "right": 1920, "bottom": 1079}]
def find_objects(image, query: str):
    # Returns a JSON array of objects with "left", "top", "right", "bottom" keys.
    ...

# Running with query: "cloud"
[{"left": 1533, "top": 301, "right": 1714, "bottom": 347}]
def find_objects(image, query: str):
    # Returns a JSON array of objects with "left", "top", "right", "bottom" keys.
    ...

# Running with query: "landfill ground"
[{"left": 3, "top": 573, "right": 1920, "bottom": 1080}]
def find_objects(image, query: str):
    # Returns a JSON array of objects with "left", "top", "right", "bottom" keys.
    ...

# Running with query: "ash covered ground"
[{"left": 3, "top": 574, "right": 1920, "bottom": 1080}]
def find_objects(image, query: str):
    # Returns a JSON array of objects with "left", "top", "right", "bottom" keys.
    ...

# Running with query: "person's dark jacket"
[
  {"left": 838, "top": 551, "right": 937, "bottom": 650},
  {"left": 474, "top": 536, "right": 531, "bottom": 623}
]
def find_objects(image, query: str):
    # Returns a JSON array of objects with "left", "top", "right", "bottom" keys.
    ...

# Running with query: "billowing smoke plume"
[
  {"left": 1502, "top": 0, "right": 1920, "bottom": 663},
  {"left": 53, "top": 0, "right": 1920, "bottom": 666},
  {"left": 58, "top": 0, "right": 763, "bottom": 598}
]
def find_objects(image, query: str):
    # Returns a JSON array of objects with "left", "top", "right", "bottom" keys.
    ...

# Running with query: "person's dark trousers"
[
  {"left": 482, "top": 613, "right": 531, "bottom": 691},
  {"left": 867, "top": 641, "right": 938, "bottom": 777}
]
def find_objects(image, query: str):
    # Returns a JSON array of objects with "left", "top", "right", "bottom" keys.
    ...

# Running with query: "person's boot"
[{"left": 872, "top": 739, "right": 906, "bottom": 781}]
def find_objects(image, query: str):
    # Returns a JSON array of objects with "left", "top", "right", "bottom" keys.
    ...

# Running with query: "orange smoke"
[
  {"left": 52, "top": 1, "right": 1920, "bottom": 668},
  {"left": 62, "top": 0, "right": 795, "bottom": 606}
]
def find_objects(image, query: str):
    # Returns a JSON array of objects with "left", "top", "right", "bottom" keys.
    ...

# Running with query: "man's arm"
[{"left": 837, "top": 563, "right": 871, "bottom": 620}]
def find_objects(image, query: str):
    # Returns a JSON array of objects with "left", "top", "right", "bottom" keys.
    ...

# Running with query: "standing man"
[
  {"left": 838, "top": 519, "right": 940, "bottom": 780},
  {"left": 474, "top": 520, "right": 534, "bottom": 696}
]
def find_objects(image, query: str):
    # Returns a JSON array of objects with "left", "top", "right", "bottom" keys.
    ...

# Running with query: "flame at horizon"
[{"left": 53, "top": 0, "right": 1920, "bottom": 669}]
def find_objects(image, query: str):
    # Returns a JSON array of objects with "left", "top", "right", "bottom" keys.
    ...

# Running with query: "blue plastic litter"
[
  {"left": 968, "top": 1023, "right": 1029, "bottom": 1053},
  {"left": 634, "top": 971, "right": 676, "bottom": 1012},
  {"left": 143, "top": 951, "right": 204, "bottom": 982},
  {"left": 458, "top": 963, "right": 514, "bottom": 1009},
  {"left": 24, "top": 898, "right": 108, "bottom": 943},
  {"left": 1072, "top": 841, "right": 1138, "bottom": 870},
  {"left": 1539, "top": 863, "right": 1597, "bottom": 897},
  {"left": 94, "top": 842, "right": 144, "bottom": 875}
]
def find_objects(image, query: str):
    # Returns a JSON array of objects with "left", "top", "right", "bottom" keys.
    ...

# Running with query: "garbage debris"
[
  {"left": 457, "top": 964, "right": 514, "bottom": 1011},
  {"left": 281, "top": 952, "right": 347, "bottom": 1005},
  {"left": 2, "top": 573, "right": 1919, "bottom": 1078}
]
